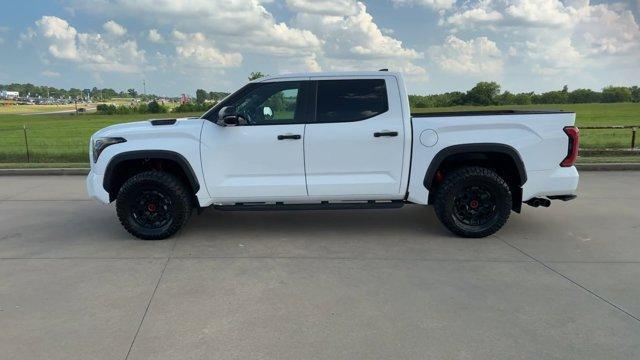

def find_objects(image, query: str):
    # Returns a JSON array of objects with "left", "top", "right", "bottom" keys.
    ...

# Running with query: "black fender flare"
[
  {"left": 423, "top": 143, "right": 527, "bottom": 190},
  {"left": 103, "top": 150, "right": 200, "bottom": 194}
]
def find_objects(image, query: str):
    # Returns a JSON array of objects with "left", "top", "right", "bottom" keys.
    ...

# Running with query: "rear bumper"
[
  {"left": 522, "top": 166, "right": 579, "bottom": 201},
  {"left": 86, "top": 170, "right": 110, "bottom": 204}
]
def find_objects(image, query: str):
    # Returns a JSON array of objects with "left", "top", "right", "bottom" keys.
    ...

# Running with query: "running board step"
[{"left": 213, "top": 200, "right": 405, "bottom": 211}]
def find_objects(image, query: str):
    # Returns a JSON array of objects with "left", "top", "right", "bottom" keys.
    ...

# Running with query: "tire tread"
[
  {"left": 116, "top": 171, "right": 192, "bottom": 240},
  {"left": 434, "top": 166, "right": 511, "bottom": 238}
]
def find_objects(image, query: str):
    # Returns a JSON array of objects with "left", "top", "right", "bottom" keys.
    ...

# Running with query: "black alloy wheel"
[
  {"left": 116, "top": 171, "right": 192, "bottom": 240},
  {"left": 434, "top": 166, "right": 512, "bottom": 238}
]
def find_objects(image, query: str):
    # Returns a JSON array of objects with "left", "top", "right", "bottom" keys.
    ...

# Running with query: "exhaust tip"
[{"left": 525, "top": 198, "right": 551, "bottom": 208}]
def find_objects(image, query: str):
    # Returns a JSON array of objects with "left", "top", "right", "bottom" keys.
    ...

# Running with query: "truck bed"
[{"left": 411, "top": 110, "right": 573, "bottom": 118}]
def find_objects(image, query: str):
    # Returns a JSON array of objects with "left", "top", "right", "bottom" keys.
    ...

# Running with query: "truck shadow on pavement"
[{"left": 186, "top": 204, "right": 450, "bottom": 239}]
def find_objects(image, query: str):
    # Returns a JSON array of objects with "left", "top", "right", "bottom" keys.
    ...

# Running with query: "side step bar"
[{"left": 214, "top": 200, "right": 405, "bottom": 211}]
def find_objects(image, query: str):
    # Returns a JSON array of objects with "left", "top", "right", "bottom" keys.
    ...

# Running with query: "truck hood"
[{"left": 91, "top": 117, "right": 205, "bottom": 140}]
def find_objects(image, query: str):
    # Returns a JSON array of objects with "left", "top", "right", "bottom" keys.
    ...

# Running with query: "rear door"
[{"left": 304, "top": 77, "right": 406, "bottom": 197}]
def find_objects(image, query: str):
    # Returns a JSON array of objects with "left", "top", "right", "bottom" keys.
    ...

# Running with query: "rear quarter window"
[{"left": 316, "top": 79, "right": 389, "bottom": 123}]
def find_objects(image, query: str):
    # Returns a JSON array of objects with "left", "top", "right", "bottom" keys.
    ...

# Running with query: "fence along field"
[{"left": 0, "top": 102, "right": 639, "bottom": 163}]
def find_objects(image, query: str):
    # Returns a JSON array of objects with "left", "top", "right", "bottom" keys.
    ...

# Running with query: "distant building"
[{"left": 1, "top": 90, "right": 19, "bottom": 99}]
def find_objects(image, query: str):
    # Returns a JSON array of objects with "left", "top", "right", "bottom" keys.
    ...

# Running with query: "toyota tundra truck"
[{"left": 87, "top": 71, "right": 579, "bottom": 240}]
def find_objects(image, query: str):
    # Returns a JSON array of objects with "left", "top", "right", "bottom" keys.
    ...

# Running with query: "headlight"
[{"left": 93, "top": 137, "right": 126, "bottom": 163}]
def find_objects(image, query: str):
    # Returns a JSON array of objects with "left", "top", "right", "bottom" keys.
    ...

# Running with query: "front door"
[
  {"left": 304, "top": 78, "right": 406, "bottom": 197},
  {"left": 201, "top": 81, "right": 310, "bottom": 202}
]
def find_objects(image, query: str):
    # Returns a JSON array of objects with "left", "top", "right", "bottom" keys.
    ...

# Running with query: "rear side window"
[{"left": 316, "top": 79, "right": 389, "bottom": 123}]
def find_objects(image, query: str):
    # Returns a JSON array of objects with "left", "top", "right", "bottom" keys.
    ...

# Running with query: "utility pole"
[{"left": 142, "top": 79, "right": 146, "bottom": 98}]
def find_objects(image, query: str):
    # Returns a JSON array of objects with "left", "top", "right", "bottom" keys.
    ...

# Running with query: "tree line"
[
  {"left": 409, "top": 82, "right": 640, "bottom": 108},
  {"left": 195, "top": 89, "right": 230, "bottom": 104},
  {"left": 5, "top": 80, "right": 639, "bottom": 109},
  {"left": 0, "top": 83, "right": 148, "bottom": 100}
]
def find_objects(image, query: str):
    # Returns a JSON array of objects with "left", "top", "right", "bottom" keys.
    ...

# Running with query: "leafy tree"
[
  {"left": 195, "top": 89, "right": 208, "bottom": 104},
  {"left": 147, "top": 100, "right": 167, "bottom": 113},
  {"left": 248, "top": 72, "right": 266, "bottom": 81},
  {"left": 465, "top": 82, "right": 501, "bottom": 105},
  {"left": 533, "top": 91, "right": 569, "bottom": 104},
  {"left": 602, "top": 86, "right": 632, "bottom": 103},
  {"left": 513, "top": 92, "right": 533, "bottom": 105},
  {"left": 208, "top": 91, "right": 230, "bottom": 101},
  {"left": 630, "top": 86, "right": 640, "bottom": 103},
  {"left": 127, "top": 88, "right": 138, "bottom": 98},
  {"left": 568, "top": 89, "right": 601, "bottom": 103}
]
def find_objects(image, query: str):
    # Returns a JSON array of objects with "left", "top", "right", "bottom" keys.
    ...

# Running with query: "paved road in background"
[{"left": 0, "top": 172, "right": 639, "bottom": 359}]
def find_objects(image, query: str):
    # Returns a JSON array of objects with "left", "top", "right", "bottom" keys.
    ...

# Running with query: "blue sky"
[{"left": 0, "top": 0, "right": 639, "bottom": 96}]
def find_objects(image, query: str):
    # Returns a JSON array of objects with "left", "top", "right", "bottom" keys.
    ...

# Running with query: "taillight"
[{"left": 560, "top": 126, "right": 579, "bottom": 167}]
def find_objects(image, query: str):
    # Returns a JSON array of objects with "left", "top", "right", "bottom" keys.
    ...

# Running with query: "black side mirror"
[{"left": 217, "top": 106, "right": 239, "bottom": 126}]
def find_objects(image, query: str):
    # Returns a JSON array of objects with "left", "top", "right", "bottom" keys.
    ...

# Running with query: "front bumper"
[{"left": 86, "top": 169, "right": 110, "bottom": 204}]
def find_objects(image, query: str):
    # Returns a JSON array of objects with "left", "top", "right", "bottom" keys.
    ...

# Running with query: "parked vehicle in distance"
[{"left": 87, "top": 71, "right": 579, "bottom": 240}]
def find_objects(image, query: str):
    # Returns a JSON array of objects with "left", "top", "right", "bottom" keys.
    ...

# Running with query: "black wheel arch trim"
[
  {"left": 423, "top": 143, "right": 527, "bottom": 190},
  {"left": 103, "top": 150, "right": 200, "bottom": 194}
]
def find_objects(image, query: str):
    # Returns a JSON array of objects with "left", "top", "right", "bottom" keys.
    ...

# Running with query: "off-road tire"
[
  {"left": 116, "top": 171, "right": 192, "bottom": 240},
  {"left": 434, "top": 166, "right": 512, "bottom": 238}
]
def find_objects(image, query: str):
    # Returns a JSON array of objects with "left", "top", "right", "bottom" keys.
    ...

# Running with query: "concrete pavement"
[{"left": 0, "top": 173, "right": 639, "bottom": 359}]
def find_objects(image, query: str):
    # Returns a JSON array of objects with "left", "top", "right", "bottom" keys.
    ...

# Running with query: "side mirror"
[
  {"left": 262, "top": 106, "right": 273, "bottom": 120},
  {"left": 217, "top": 106, "right": 239, "bottom": 126}
]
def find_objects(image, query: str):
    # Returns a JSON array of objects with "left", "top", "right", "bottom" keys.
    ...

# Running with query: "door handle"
[
  {"left": 374, "top": 131, "right": 398, "bottom": 137},
  {"left": 277, "top": 134, "right": 301, "bottom": 140}
]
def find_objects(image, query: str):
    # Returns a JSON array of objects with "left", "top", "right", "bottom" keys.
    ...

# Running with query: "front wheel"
[
  {"left": 434, "top": 166, "right": 512, "bottom": 238},
  {"left": 116, "top": 171, "right": 193, "bottom": 240}
]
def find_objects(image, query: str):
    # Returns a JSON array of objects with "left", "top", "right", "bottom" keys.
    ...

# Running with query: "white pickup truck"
[{"left": 87, "top": 71, "right": 579, "bottom": 240}]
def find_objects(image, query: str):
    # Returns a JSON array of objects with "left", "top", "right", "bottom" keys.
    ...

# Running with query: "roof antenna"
[{"left": 379, "top": 68, "right": 389, "bottom": 71}]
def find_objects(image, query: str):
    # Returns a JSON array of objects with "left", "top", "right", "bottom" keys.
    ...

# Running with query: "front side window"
[
  {"left": 230, "top": 82, "right": 301, "bottom": 125},
  {"left": 316, "top": 79, "right": 388, "bottom": 123}
]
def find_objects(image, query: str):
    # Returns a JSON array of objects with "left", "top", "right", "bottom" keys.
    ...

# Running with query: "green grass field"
[
  {"left": 0, "top": 112, "right": 201, "bottom": 162},
  {"left": 0, "top": 102, "right": 638, "bottom": 163},
  {"left": 0, "top": 103, "right": 79, "bottom": 114}
]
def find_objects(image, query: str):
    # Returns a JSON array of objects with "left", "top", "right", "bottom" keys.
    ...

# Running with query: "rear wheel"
[
  {"left": 116, "top": 171, "right": 192, "bottom": 240},
  {"left": 434, "top": 166, "right": 512, "bottom": 238}
]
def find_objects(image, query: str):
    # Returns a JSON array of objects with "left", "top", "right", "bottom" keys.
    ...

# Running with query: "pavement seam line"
[
  {"left": 0, "top": 183, "right": 44, "bottom": 204},
  {"left": 495, "top": 234, "right": 640, "bottom": 323},
  {"left": 0, "top": 256, "right": 537, "bottom": 262},
  {"left": 124, "top": 234, "right": 179, "bottom": 360},
  {"left": 124, "top": 256, "right": 171, "bottom": 360}
]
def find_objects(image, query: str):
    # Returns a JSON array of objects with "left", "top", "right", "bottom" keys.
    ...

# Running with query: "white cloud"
[
  {"left": 62, "top": 0, "right": 424, "bottom": 79},
  {"left": 285, "top": 0, "right": 358, "bottom": 16},
  {"left": 440, "top": 0, "right": 640, "bottom": 77},
  {"left": 430, "top": 35, "right": 503, "bottom": 75},
  {"left": 524, "top": 36, "right": 582, "bottom": 75},
  {"left": 574, "top": 4, "right": 640, "bottom": 56},
  {"left": 171, "top": 30, "right": 242, "bottom": 68},
  {"left": 505, "top": 0, "right": 572, "bottom": 27},
  {"left": 445, "top": 7, "right": 503, "bottom": 26},
  {"left": 391, "top": 0, "right": 455, "bottom": 10},
  {"left": 42, "top": 70, "right": 61, "bottom": 77},
  {"left": 36, "top": 16, "right": 79, "bottom": 60},
  {"left": 69, "top": 0, "right": 321, "bottom": 57},
  {"left": 292, "top": 2, "right": 425, "bottom": 76},
  {"left": 148, "top": 29, "right": 163, "bottom": 43},
  {"left": 102, "top": 20, "right": 127, "bottom": 36},
  {"left": 18, "top": 27, "right": 36, "bottom": 48},
  {"left": 35, "top": 16, "right": 145, "bottom": 73}
]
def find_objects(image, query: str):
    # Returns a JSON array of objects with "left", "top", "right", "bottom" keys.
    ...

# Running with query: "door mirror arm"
[{"left": 217, "top": 106, "right": 240, "bottom": 127}]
